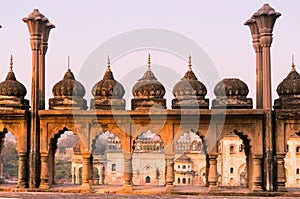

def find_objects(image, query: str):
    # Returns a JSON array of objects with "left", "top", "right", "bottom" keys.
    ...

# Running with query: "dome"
[
  {"left": 276, "top": 64, "right": 300, "bottom": 96},
  {"left": 0, "top": 55, "right": 27, "bottom": 98},
  {"left": 173, "top": 56, "right": 207, "bottom": 98},
  {"left": 52, "top": 68, "right": 86, "bottom": 97},
  {"left": 214, "top": 78, "right": 249, "bottom": 97},
  {"left": 92, "top": 57, "right": 125, "bottom": 99},
  {"left": 132, "top": 54, "right": 165, "bottom": 99},
  {"left": 212, "top": 78, "right": 252, "bottom": 109}
]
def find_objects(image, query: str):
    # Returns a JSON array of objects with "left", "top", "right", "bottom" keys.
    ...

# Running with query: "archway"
[
  {"left": 91, "top": 131, "right": 123, "bottom": 185},
  {"left": 175, "top": 129, "right": 207, "bottom": 186},
  {"left": 54, "top": 131, "right": 79, "bottom": 184},
  {"left": 285, "top": 133, "right": 300, "bottom": 188},
  {"left": 0, "top": 131, "right": 18, "bottom": 185},
  {"left": 217, "top": 130, "right": 248, "bottom": 187},
  {"left": 132, "top": 130, "right": 165, "bottom": 186}
]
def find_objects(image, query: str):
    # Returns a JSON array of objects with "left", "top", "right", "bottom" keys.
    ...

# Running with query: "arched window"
[
  {"left": 230, "top": 168, "right": 234, "bottom": 174},
  {"left": 296, "top": 146, "right": 300, "bottom": 153},
  {"left": 146, "top": 176, "right": 150, "bottom": 183},
  {"left": 239, "top": 144, "right": 244, "bottom": 152},
  {"left": 188, "top": 178, "right": 191, "bottom": 184},
  {"left": 178, "top": 165, "right": 180, "bottom": 169},
  {"left": 296, "top": 168, "right": 300, "bottom": 175},
  {"left": 230, "top": 145, "right": 235, "bottom": 154},
  {"left": 183, "top": 178, "right": 186, "bottom": 184},
  {"left": 182, "top": 165, "right": 186, "bottom": 169},
  {"left": 177, "top": 178, "right": 180, "bottom": 184}
]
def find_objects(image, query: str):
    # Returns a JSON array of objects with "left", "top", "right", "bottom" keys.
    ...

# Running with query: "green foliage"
[
  {"left": 0, "top": 139, "right": 18, "bottom": 178},
  {"left": 55, "top": 159, "right": 72, "bottom": 180}
]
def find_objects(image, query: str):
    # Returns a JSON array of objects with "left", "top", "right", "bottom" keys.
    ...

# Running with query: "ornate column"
[
  {"left": 252, "top": 154, "right": 263, "bottom": 191},
  {"left": 23, "top": 9, "right": 54, "bottom": 188},
  {"left": 40, "top": 152, "right": 49, "bottom": 188},
  {"left": 39, "top": 22, "right": 55, "bottom": 110},
  {"left": 123, "top": 153, "right": 133, "bottom": 191},
  {"left": 18, "top": 152, "right": 28, "bottom": 188},
  {"left": 81, "top": 153, "right": 91, "bottom": 191},
  {"left": 253, "top": 4, "right": 280, "bottom": 110},
  {"left": 208, "top": 154, "right": 218, "bottom": 190},
  {"left": 165, "top": 154, "right": 175, "bottom": 189},
  {"left": 276, "top": 152, "right": 287, "bottom": 191},
  {"left": 244, "top": 18, "right": 263, "bottom": 109}
]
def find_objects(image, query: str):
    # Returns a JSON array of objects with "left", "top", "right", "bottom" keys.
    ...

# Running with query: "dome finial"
[
  {"left": 292, "top": 54, "right": 296, "bottom": 71},
  {"left": 188, "top": 55, "right": 192, "bottom": 71},
  {"left": 107, "top": 55, "right": 111, "bottom": 71},
  {"left": 147, "top": 53, "right": 151, "bottom": 71},
  {"left": 67, "top": 55, "right": 70, "bottom": 70},
  {"left": 9, "top": 54, "right": 13, "bottom": 72}
]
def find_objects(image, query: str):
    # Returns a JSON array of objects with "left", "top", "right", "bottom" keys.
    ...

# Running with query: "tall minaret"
[{"left": 23, "top": 9, "right": 55, "bottom": 188}]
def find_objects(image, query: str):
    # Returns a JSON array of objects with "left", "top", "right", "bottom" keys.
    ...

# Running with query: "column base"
[
  {"left": 165, "top": 184, "right": 174, "bottom": 191},
  {"left": 81, "top": 183, "right": 91, "bottom": 193},
  {"left": 122, "top": 184, "right": 133, "bottom": 192},
  {"left": 208, "top": 185, "right": 218, "bottom": 192},
  {"left": 39, "top": 183, "right": 49, "bottom": 189},
  {"left": 277, "top": 187, "right": 287, "bottom": 192}
]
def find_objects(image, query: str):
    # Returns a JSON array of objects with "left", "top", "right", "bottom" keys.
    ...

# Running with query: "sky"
[{"left": 0, "top": 0, "right": 299, "bottom": 109}]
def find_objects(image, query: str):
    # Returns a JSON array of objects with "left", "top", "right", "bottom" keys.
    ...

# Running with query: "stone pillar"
[
  {"left": 165, "top": 154, "right": 175, "bottom": 189},
  {"left": 208, "top": 154, "right": 218, "bottom": 190},
  {"left": 252, "top": 154, "right": 263, "bottom": 191},
  {"left": 75, "top": 167, "right": 80, "bottom": 184},
  {"left": 18, "top": 152, "right": 28, "bottom": 188},
  {"left": 276, "top": 152, "right": 287, "bottom": 192},
  {"left": 23, "top": 9, "right": 55, "bottom": 188},
  {"left": 244, "top": 18, "right": 263, "bottom": 109},
  {"left": 40, "top": 152, "right": 49, "bottom": 188},
  {"left": 38, "top": 22, "right": 54, "bottom": 110},
  {"left": 99, "top": 165, "right": 103, "bottom": 185},
  {"left": 81, "top": 153, "right": 91, "bottom": 191},
  {"left": 123, "top": 153, "right": 133, "bottom": 191},
  {"left": 71, "top": 164, "right": 75, "bottom": 184}
]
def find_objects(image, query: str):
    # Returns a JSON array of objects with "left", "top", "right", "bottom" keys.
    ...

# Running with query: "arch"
[
  {"left": 146, "top": 176, "right": 150, "bottom": 183},
  {"left": 183, "top": 178, "right": 186, "bottom": 184},
  {"left": 229, "top": 145, "right": 235, "bottom": 154},
  {"left": 133, "top": 130, "right": 164, "bottom": 152},
  {"left": 91, "top": 131, "right": 122, "bottom": 155}
]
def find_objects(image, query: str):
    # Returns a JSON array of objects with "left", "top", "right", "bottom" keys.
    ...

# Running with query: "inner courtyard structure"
[{"left": 0, "top": 3, "right": 300, "bottom": 195}]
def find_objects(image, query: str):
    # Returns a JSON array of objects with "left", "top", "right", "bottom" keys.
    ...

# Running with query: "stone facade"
[{"left": 2, "top": 3, "right": 300, "bottom": 195}]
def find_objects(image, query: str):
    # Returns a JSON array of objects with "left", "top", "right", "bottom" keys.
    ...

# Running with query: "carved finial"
[
  {"left": 292, "top": 54, "right": 296, "bottom": 71},
  {"left": 107, "top": 55, "right": 111, "bottom": 71},
  {"left": 10, "top": 54, "right": 13, "bottom": 72},
  {"left": 188, "top": 55, "right": 192, "bottom": 71},
  {"left": 67, "top": 55, "right": 70, "bottom": 70},
  {"left": 147, "top": 53, "right": 151, "bottom": 71}
]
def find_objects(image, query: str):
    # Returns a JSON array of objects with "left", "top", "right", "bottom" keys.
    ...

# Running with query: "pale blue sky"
[{"left": 0, "top": 1, "right": 299, "bottom": 109}]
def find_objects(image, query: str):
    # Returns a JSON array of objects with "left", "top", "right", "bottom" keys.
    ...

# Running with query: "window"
[
  {"left": 182, "top": 165, "right": 186, "bottom": 169},
  {"left": 178, "top": 165, "right": 180, "bottom": 169},
  {"left": 230, "top": 145, "right": 235, "bottom": 154},
  {"left": 239, "top": 144, "right": 244, "bottom": 152},
  {"left": 297, "top": 168, "right": 300, "bottom": 175},
  {"left": 183, "top": 178, "right": 186, "bottom": 184},
  {"left": 297, "top": 146, "right": 300, "bottom": 153},
  {"left": 230, "top": 168, "right": 234, "bottom": 174},
  {"left": 112, "top": 164, "right": 116, "bottom": 171},
  {"left": 188, "top": 178, "right": 191, "bottom": 184},
  {"left": 188, "top": 165, "right": 190, "bottom": 169},
  {"left": 146, "top": 176, "right": 150, "bottom": 183},
  {"left": 177, "top": 178, "right": 180, "bottom": 184}
]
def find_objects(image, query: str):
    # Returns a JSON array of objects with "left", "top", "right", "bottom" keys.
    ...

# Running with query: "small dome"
[
  {"left": 214, "top": 78, "right": 249, "bottom": 97},
  {"left": 0, "top": 55, "right": 27, "bottom": 98},
  {"left": 132, "top": 54, "right": 165, "bottom": 99},
  {"left": 52, "top": 68, "right": 86, "bottom": 97},
  {"left": 276, "top": 64, "right": 300, "bottom": 96},
  {"left": 92, "top": 57, "right": 125, "bottom": 99},
  {"left": 173, "top": 56, "right": 207, "bottom": 98}
]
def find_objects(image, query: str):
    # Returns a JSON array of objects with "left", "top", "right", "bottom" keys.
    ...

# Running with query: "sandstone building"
[{"left": 0, "top": 3, "right": 300, "bottom": 194}]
